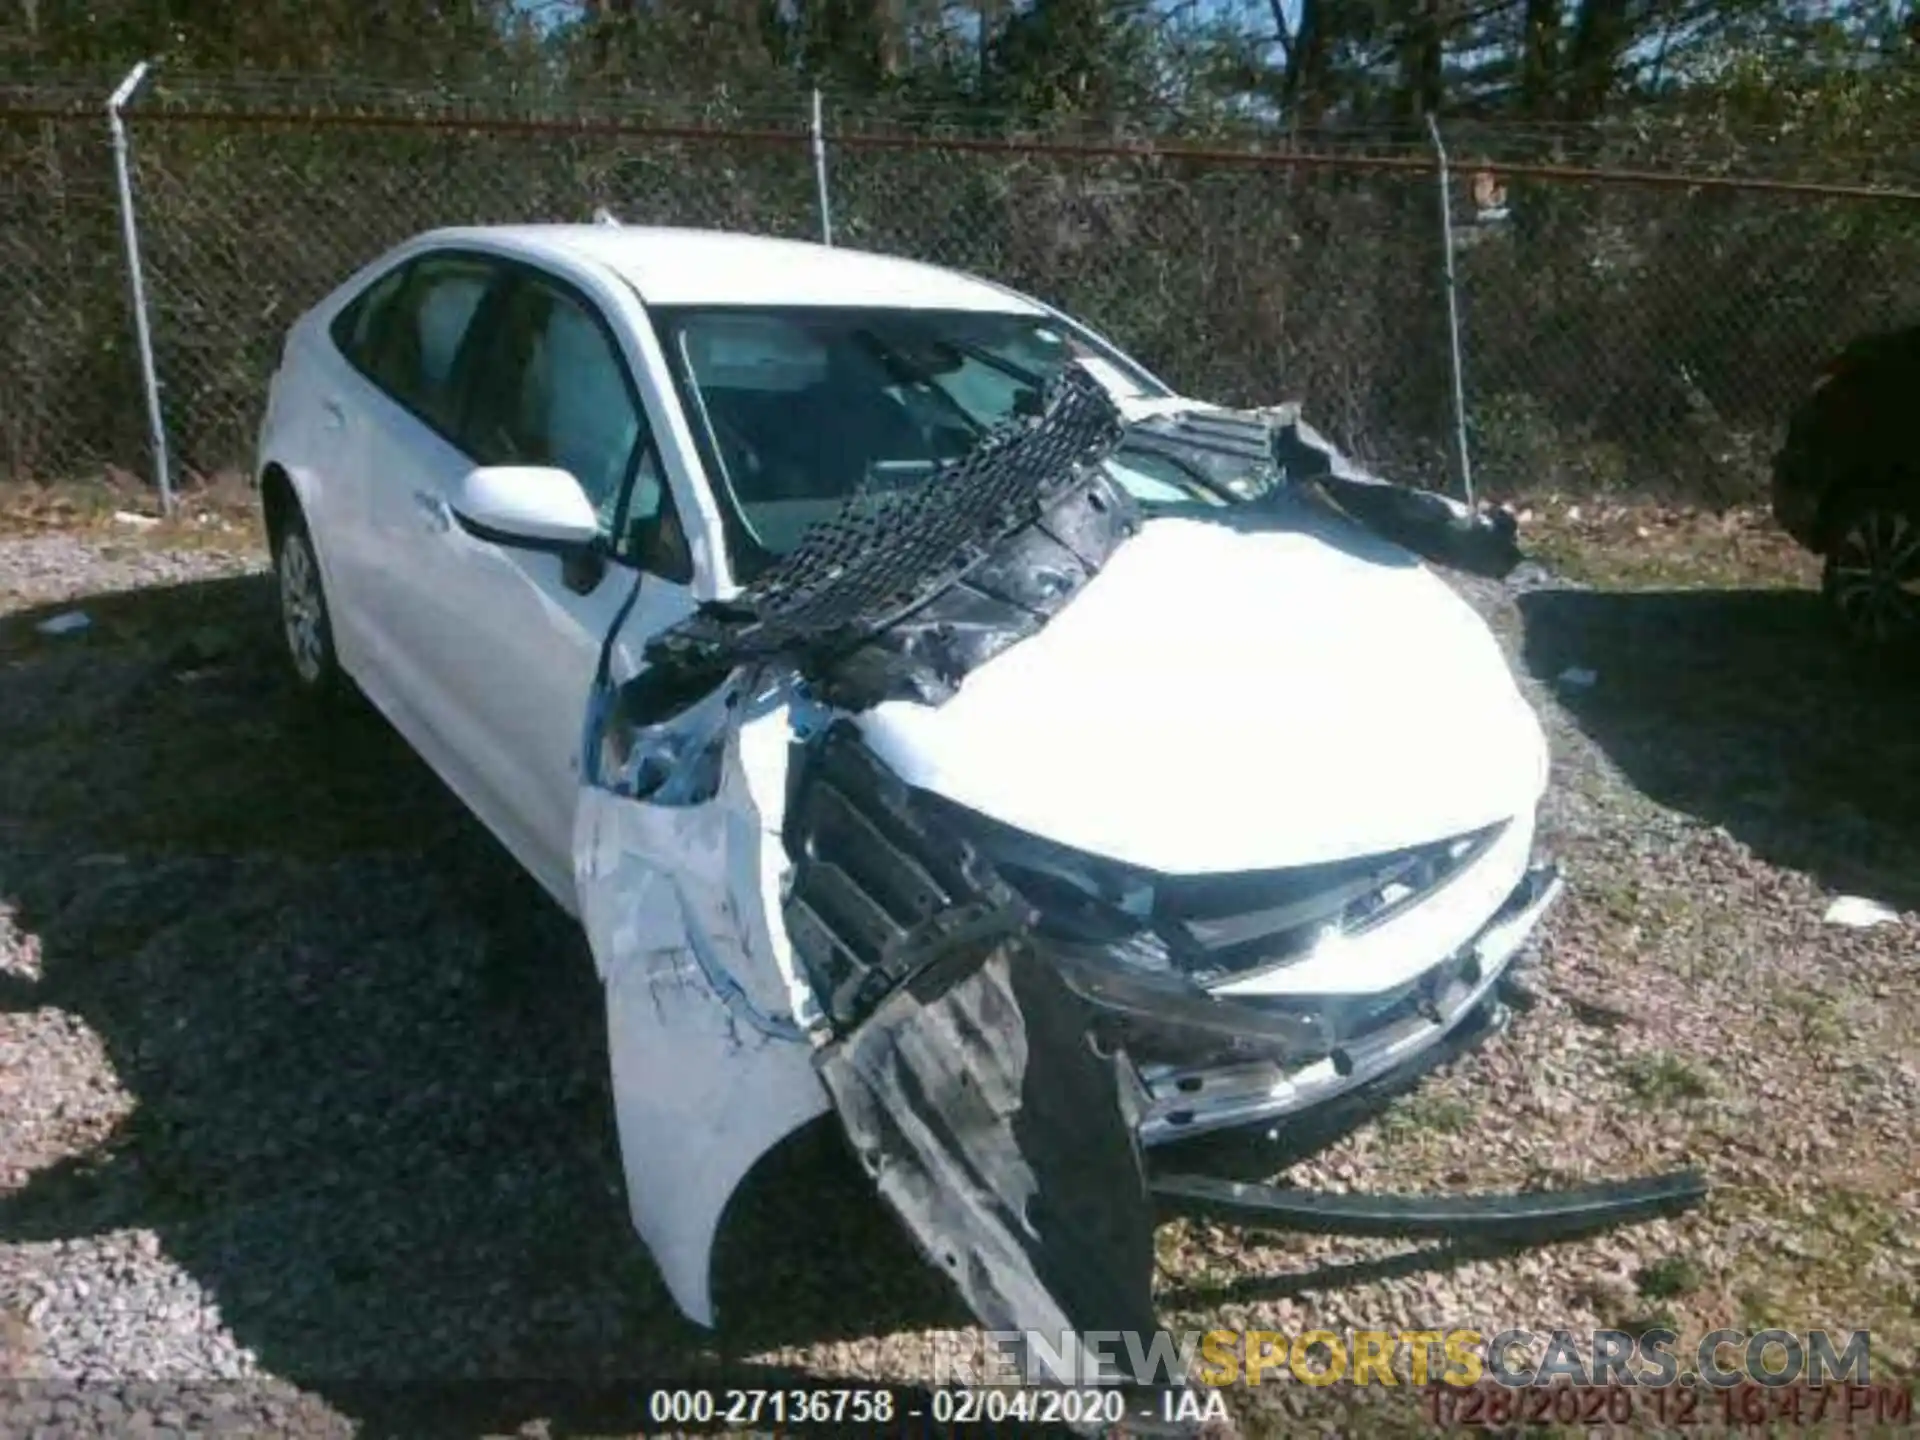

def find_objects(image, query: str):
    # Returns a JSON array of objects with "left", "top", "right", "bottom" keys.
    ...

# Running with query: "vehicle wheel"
[
  {"left": 273, "top": 504, "right": 340, "bottom": 695},
  {"left": 1822, "top": 486, "right": 1920, "bottom": 648}
]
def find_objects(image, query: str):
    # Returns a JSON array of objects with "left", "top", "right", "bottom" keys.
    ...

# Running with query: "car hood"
[{"left": 855, "top": 513, "right": 1549, "bottom": 875}]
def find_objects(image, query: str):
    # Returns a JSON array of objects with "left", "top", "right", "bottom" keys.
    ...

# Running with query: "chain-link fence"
[
  {"left": 127, "top": 114, "right": 822, "bottom": 480},
  {"left": 4, "top": 73, "right": 1918, "bottom": 506},
  {"left": 0, "top": 109, "right": 141, "bottom": 482},
  {"left": 827, "top": 136, "right": 1462, "bottom": 485}
]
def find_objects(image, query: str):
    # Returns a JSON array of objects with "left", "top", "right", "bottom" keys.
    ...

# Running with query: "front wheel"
[
  {"left": 273, "top": 505, "right": 340, "bottom": 696},
  {"left": 1822, "top": 487, "right": 1920, "bottom": 649}
]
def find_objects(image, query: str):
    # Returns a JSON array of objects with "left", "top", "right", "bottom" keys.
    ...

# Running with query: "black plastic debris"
[
  {"left": 1127, "top": 402, "right": 1525, "bottom": 579},
  {"left": 789, "top": 725, "right": 1160, "bottom": 1385},
  {"left": 1152, "top": 1169, "right": 1709, "bottom": 1244},
  {"left": 780, "top": 721, "right": 1020, "bottom": 1031},
  {"left": 624, "top": 364, "right": 1137, "bottom": 724}
]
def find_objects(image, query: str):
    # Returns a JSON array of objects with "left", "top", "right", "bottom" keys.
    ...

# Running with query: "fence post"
[
  {"left": 810, "top": 87, "right": 834, "bottom": 246},
  {"left": 107, "top": 60, "right": 172, "bottom": 515},
  {"left": 1426, "top": 113, "right": 1475, "bottom": 512}
]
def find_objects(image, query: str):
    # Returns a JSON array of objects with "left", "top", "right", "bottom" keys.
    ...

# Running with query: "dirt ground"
[{"left": 2, "top": 481, "right": 1917, "bottom": 1437}]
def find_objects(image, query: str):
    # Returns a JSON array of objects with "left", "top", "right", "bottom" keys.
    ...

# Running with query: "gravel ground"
[{"left": 2, "top": 503, "right": 1917, "bottom": 1437}]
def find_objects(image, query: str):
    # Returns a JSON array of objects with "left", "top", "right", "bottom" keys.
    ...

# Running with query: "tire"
[
  {"left": 1821, "top": 485, "right": 1920, "bottom": 649},
  {"left": 272, "top": 503, "right": 341, "bottom": 696}
]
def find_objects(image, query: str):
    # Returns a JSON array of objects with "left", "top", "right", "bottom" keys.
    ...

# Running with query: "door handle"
[
  {"left": 411, "top": 488, "right": 450, "bottom": 533},
  {"left": 320, "top": 398, "right": 347, "bottom": 431}
]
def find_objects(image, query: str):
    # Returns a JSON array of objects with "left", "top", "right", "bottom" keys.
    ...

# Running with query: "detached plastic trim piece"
[{"left": 1150, "top": 1168, "right": 1708, "bottom": 1244}]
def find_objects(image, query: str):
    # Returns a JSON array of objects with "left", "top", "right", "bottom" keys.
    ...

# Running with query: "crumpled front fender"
[
  {"left": 595, "top": 931, "right": 828, "bottom": 1325},
  {"left": 573, "top": 679, "right": 829, "bottom": 1327}
]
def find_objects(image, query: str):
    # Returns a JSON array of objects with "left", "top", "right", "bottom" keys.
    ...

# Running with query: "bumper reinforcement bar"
[{"left": 1149, "top": 1167, "right": 1708, "bottom": 1245}]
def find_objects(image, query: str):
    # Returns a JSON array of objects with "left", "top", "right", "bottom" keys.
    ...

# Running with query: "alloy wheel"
[
  {"left": 1828, "top": 504, "right": 1920, "bottom": 645},
  {"left": 277, "top": 530, "right": 329, "bottom": 685}
]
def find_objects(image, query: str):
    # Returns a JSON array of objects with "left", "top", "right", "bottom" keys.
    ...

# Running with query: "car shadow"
[
  {"left": 0, "top": 572, "right": 964, "bottom": 1437},
  {"left": 1516, "top": 584, "right": 1920, "bottom": 913}
]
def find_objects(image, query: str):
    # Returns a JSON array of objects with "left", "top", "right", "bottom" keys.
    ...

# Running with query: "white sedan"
[{"left": 256, "top": 223, "right": 1566, "bottom": 1352}]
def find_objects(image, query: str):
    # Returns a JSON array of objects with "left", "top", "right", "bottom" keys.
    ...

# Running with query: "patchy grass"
[
  {"left": 1510, "top": 493, "right": 1818, "bottom": 591},
  {"left": 1619, "top": 1050, "right": 1716, "bottom": 1106},
  {"left": 1377, "top": 1091, "right": 1476, "bottom": 1144},
  {"left": 1636, "top": 1255, "right": 1701, "bottom": 1302},
  {"left": 0, "top": 471, "right": 264, "bottom": 552},
  {"left": 1765, "top": 978, "right": 1853, "bottom": 1048}
]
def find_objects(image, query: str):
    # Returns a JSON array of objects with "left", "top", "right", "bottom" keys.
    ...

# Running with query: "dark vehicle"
[{"left": 1772, "top": 323, "right": 1920, "bottom": 645}]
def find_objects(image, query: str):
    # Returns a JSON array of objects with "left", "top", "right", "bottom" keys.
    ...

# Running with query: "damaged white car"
[{"left": 257, "top": 224, "right": 1702, "bottom": 1391}]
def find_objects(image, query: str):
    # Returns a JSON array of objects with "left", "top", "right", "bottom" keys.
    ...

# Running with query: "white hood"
[{"left": 856, "top": 515, "right": 1548, "bottom": 876}]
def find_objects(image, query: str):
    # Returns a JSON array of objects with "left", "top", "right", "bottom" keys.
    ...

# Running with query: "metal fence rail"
[{"left": 3, "top": 73, "right": 1918, "bottom": 508}]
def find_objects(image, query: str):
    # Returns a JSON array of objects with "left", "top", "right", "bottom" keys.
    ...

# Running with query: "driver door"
[{"left": 410, "top": 263, "right": 698, "bottom": 907}]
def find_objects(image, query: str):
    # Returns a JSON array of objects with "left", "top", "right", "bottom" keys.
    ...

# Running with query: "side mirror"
[{"left": 450, "top": 465, "right": 600, "bottom": 553}]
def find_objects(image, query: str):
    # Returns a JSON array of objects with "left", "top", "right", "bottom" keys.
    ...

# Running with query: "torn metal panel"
[
  {"left": 577, "top": 678, "right": 805, "bottom": 1032},
  {"left": 575, "top": 668, "right": 830, "bottom": 1326},
  {"left": 785, "top": 724, "right": 1159, "bottom": 1385},
  {"left": 592, "top": 929, "right": 829, "bottom": 1325}
]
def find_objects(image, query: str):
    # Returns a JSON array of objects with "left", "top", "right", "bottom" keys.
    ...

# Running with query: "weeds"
[{"left": 1620, "top": 1050, "right": 1714, "bottom": 1105}]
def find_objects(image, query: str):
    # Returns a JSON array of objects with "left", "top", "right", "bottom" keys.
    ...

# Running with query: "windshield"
[{"left": 651, "top": 304, "right": 1212, "bottom": 574}]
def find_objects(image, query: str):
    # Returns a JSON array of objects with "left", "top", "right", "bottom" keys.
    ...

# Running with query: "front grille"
[{"left": 1152, "top": 822, "right": 1506, "bottom": 984}]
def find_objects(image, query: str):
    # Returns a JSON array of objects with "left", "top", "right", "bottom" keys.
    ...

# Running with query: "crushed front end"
[
  {"left": 924, "top": 791, "right": 1567, "bottom": 1145},
  {"left": 573, "top": 365, "right": 1703, "bottom": 1413}
]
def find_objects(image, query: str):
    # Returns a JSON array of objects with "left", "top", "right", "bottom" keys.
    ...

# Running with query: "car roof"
[{"left": 413, "top": 224, "right": 1046, "bottom": 314}]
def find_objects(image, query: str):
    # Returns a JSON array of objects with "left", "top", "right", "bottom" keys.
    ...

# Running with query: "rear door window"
[
  {"left": 334, "top": 252, "right": 502, "bottom": 438},
  {"left": 329, "top": 265, "right": 408, "bottom": 369}
]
